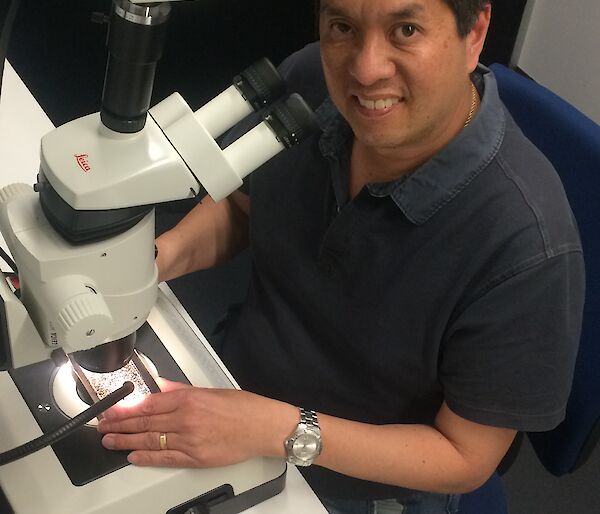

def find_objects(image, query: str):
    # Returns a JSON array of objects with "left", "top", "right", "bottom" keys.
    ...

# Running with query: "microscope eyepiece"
[
  {"left": 234, "top": 58, "right": 286, "bottom": 111},
  {"left": 262, "top": 93, "right": 321, "bottom": 148}
]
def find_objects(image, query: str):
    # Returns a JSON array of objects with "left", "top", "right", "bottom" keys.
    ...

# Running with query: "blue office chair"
[{"left": 459, "top": 63, "right": 600, "bottom": 513}]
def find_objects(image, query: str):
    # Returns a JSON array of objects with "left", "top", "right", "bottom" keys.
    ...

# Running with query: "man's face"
[{"left": 319, "top": 0, "right": 488, "bottom": 156}]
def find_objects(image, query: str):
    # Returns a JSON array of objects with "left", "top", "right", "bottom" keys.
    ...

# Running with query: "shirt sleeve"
[{"left": 441, "top": 250, "right": 585, "bottom": 432}]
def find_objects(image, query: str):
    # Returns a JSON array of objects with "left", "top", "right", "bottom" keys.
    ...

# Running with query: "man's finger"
[
  {"left": 156, "top": 377, "right": 192, "bottom": 392},
  {"left": 102, "top": 389, "right": 184, "bottom": 421},
  {"left": 97, "top": 412, "right": 178, "bottom": 435},
  {"left": 102, "top": 430, "right": 180, "bottom": 452},
  {"left": 127, "top": 449, "right": 197, "bottom": 468}
]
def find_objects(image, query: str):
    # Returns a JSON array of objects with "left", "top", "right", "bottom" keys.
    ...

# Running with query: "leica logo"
[{"left": 75, "top": 153, "right": 91, "bottom": 172}]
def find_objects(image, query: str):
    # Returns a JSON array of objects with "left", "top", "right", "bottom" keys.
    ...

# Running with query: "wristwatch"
[{"left": 284, "top": 408, "right": 322, "bottom": 466}]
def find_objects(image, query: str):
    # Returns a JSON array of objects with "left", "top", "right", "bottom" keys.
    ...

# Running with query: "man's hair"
[
  {"left": 444, "top": 1, "right": 491, "bottom": 37},
  {"left": 315, "top": 1, "right": 491, "bottom": 38}
]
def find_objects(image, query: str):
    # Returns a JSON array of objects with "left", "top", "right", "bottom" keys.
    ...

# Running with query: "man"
[{"left": 97, "top": 1, "right": 585, "bottom": 513}]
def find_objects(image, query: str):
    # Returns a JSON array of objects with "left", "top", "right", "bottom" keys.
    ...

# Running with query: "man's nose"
[{"left": 349, "top": 37, "right": 396, "bottom": 86}]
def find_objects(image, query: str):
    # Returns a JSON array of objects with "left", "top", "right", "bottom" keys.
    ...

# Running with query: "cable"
[
  {"left": 0, "top": 380, "right": 134, "bottom": 466},
  {"left": 0, "top": 246, "right": 17, "bottom": 275},
  {"left": 0, "top": 0, "right": 21, "bottom": 101}
]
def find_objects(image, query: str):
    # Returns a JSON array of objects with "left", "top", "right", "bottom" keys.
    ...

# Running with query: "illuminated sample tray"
[{"left": 9, "top": 322, "right": 187, "bottom": 486}]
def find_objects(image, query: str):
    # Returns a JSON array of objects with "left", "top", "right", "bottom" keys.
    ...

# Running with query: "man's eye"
[
  {"left": 395, "top": 24, "right": 417, "bottom": 38},
  {"left": 331, "top": 22, "right": 353, "bottom": 35}
]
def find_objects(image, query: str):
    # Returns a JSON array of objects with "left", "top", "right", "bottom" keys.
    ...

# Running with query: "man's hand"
[{"left": 97, "top": 378, "right": 297, "bottom": 468}]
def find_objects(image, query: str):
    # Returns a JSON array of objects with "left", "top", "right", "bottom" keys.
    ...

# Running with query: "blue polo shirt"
[{"left": 221, "top": 42, "right": 585, "bottom": 500}]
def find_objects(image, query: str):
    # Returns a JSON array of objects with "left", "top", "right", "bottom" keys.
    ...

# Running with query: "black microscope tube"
[
  {"left": 101, "top": 1, "right": 171, "bottom": 133},
  {"left": 72, "top": 332, "right": 137, "bottom": 373}
]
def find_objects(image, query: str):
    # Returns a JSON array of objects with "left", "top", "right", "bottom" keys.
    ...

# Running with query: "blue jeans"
[{"left": 320, "top": 492, "right": 461, "bottom": 514}]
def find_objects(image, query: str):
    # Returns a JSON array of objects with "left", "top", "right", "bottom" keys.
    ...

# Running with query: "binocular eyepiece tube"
[
  {"left": 195, "top": 57, "right": 287, "bottom": 138},
  {"left": 151, "top": 56, "right": 319, "bottom": 203}
]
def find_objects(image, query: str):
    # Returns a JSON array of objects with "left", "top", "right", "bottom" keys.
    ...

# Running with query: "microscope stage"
[{"left": 9, "top": 322, "right": 188, "bottom": 486}]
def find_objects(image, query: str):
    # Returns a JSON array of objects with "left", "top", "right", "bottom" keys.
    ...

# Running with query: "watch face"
[{"left": 292, "top": 431, "right": 320, "bottom": 461}]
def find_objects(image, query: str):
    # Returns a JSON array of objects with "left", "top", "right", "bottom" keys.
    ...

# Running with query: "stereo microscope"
[{"left": 0, "top": 1, "right": 318, "bottom": 512}]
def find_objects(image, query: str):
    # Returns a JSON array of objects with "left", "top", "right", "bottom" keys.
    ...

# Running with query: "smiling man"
[
  {"left": 320, "top": 0, "right": 482, "bottom": 186},
  {"left": 98, "top": 2, "right": 585, "bottom": 513}
]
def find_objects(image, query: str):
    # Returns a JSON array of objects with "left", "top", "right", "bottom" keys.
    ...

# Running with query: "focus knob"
[
  {"left": 57, "top": 293, "right": 113, "bottom": 348},
  {"left": 0, "top": 183, "right": 32, "bottom": 205}
]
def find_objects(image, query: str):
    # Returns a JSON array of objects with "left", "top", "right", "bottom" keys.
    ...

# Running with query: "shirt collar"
[{"left": 317, "top": 65, "right": 507, "bottom": 225}]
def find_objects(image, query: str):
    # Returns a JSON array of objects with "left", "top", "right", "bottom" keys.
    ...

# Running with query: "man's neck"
[{"left": 349, "top": 140, "right": 436, "bottom": 199}]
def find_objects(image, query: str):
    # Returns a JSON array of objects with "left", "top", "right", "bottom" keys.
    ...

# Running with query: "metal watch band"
[{"left": 300, "top": 408, "right": 319, "bottom": 429}]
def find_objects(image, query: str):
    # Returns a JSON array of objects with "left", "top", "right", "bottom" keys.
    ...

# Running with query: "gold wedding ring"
[{"left": 159, "top": 432, "right": 168, "bottom": 451}]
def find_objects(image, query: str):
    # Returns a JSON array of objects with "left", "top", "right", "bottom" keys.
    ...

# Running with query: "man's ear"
[{"left": 466, "top": 4, "right": 492, "bottom": 71}]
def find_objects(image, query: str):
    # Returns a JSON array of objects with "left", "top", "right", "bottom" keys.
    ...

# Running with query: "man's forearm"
[
  {"left": 156, "top": 193, "right": 249, "bottom": 282},
  {"left": 268, "top": 402, "right": 515, "bottom": 494},
  {"left": 315, "top": 416, "right": 481, "bottom": 493}
]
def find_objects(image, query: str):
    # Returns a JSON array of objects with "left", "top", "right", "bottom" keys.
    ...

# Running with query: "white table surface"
[{"left": 0, "top": 60, "right": 327, "bottom": 514}]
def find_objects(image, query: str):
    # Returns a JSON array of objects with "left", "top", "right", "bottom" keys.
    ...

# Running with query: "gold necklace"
[{"left": 464, "top": 81, "right": 479, "bottom": 127}]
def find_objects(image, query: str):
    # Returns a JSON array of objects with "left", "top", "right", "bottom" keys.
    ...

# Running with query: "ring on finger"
[{"left": 159, "top": 432, "right": 168, "bottom": 451}]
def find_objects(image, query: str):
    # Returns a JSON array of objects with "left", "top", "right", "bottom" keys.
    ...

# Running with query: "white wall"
[{"left": 512, "top": 0, "right": 600, "bottom": 125}]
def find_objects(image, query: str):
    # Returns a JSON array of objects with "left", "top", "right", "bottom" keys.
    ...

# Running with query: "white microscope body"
[{"left": 0, "top": 0, "right": 316, "bottom": 370}]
